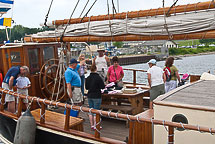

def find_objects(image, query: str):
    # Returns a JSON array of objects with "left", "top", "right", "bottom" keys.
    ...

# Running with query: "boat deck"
[
  {"left": 54, "top": 102, "right": 129, "bottom": 142},
  {"left": 162, "top": 80, "right": 215, "bottom": 109}
]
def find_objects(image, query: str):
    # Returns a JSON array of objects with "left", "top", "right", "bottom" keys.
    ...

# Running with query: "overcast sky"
[{"left": 2, "top": 0, "right": 210, "bottom": 28}]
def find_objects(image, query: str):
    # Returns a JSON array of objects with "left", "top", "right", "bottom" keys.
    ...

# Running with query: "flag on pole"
[
  {"left": 0, "top": 0, "right": 14, "bottom": 4},
  {"left": 0, "top": 0, "right": 13, "bottom": 14},
  {"left": 0, "top": 18, "right": 12, "bottom": 27}
]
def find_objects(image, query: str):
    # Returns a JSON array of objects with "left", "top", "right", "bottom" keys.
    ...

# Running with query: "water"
[{"left": 122, "top": 54, "right": 215, "bottom": 84}]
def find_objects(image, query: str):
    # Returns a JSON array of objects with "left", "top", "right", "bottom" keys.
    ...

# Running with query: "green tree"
[
  {"left": 199, "top": 39, "right": 215, "bottom": 44},
  {"left": 113, "top": 41, "right": 123, "bottom": 48}
]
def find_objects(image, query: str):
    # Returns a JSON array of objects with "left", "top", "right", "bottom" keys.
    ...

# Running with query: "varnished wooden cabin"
[{"left": 0, "top": 42, "right": 61, "bottom": 99}]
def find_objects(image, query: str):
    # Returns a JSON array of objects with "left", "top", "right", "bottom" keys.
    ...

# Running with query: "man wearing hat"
[
  {"left": 92, "top": 47, "right": 110, "bottom": 82},
  {"left": 147, "top": 59, "right": 166, "bottom": 109},
  {"left": 65, "top": 59, "right": 83, "bottom": 107}
]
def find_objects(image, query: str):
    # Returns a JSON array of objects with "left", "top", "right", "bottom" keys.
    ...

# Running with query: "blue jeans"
[
  {"left": 80, "top": 75, "right": 85, "bottom": 96},
  {"left": 88, "top": 98, "right": 102, "bottom": 115}
]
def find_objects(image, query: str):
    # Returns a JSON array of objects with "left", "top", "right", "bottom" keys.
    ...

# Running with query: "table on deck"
[{"left": 102, "top": 90, "right": 149, "bottom": 115}]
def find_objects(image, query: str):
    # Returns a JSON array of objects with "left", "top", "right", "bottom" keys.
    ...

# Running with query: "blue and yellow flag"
[{"left": 0, "top": 18, "right": 12, "bottom": 27}]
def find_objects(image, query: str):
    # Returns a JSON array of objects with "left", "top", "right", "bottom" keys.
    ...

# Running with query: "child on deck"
[
  {"left": 85, "top": 64, "right": 105, "bottom": 130},
  {"left": 16, "top": 72, "right": 31, "bottom": 109}
]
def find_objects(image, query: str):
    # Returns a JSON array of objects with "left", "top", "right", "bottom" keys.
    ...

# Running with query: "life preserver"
[{"left": 0, "top": 73, "right": 3, "bottom": 87}]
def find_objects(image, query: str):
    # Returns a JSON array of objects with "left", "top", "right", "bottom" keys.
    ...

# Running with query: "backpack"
[{"left": 164, "top": 67, "right": 171, "bottom": 82}]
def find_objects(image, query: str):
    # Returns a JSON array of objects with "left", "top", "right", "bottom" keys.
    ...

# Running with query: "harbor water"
[{"left": 122, "top": 54, "right": 215, "bottom": 84}]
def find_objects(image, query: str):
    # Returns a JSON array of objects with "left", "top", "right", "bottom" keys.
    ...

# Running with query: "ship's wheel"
[{"left": 39, "top": 58, "right": 67, "bottom": 101}]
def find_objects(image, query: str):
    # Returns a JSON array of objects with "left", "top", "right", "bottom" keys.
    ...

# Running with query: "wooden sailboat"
[{"left": 0, "top": 1, "right": 215, "bottom": 144}]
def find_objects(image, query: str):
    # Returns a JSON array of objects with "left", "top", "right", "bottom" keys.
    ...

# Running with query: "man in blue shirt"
[
  {"left": 65, "top": 59, "right": 83, "bottom": 106},
  {"left": 2, "top": 66, "right": 29, "bottom": 113}
]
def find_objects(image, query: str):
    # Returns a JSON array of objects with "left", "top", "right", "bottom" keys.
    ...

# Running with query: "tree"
[
  {"left": 0, "top": 25, "right": 45, "bottom": 44},
  {"left": 113, "top": 41, "right": 123, "bottom": 48},
  {"left": 199, "top": 39, "right": 215, "bottom": 44}
]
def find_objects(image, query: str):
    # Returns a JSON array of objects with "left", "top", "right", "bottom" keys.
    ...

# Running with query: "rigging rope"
[
  {"left": 163, "top": 0, "right": 173, "bottom": 40},
  {"left": 166, "top": 0, "right": 179, "bottom": 16},
  {"left": 44, "top": 0, "right": 54, "bottom": 27},
  {"left": 80, "top": 0, "right": 97, "bottom": 23},
  {"left": 79, "top": 0, "right": 90, "bottom": 18},
  {"left": 112, "top": 0, "right": 118, "bottom": 17},
  {"left": 60, "top": 0, "right": 80, "bottom": 42},
  {"left": 117, "top": 0, "right": 119, "bottom": 13}
]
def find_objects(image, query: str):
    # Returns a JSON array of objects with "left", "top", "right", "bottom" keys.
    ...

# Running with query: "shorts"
[
  {"left": 16, "top": 89, "right": 29, "bottom": 104},
  {"left": 68, "top": 87, "right": 83, "bottom": 104},
  {"left": 88, "top": 98, "right": 102, "bottom": 116},
  {"left": 150, "top": 84, "right": 165, "bottom": 101},
  {"left": 2, "top": 82, "right": 15, "bottom": 102},
  {"left": 165, "top": 80, "right": 177, "bottom": 93}
]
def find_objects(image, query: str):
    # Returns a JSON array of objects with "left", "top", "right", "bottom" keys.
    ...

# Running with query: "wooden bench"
[
  {"left": 101, "top": 104, "right": 134, "bottom": 114},
  {"left": 31, "top": 109, "right": 84, "bottom": 131}
]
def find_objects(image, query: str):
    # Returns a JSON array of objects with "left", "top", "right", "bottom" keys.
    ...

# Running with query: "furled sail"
[{"left": 25, "top": 1, "right": 215, "bottom": 43}]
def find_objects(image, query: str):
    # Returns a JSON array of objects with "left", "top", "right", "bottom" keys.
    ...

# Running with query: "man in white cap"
[
  {"left": 93, "top": 48, "right": 110, "bottom": 82},
  {"left": 147, "top": 59, "right": 166, "bottom": 109}
]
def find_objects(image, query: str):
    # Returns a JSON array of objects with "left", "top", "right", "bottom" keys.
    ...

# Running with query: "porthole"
[{"left": 172, "top": 114, "right": 188, "bottom": 131}]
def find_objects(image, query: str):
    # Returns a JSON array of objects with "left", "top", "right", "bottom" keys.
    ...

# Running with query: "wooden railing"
[
  {"left": 0, "top": 88, "right": 214, "bottom": 144},
  {"left": 123, "top": 68, "right": 201, "bottom": 85},
  {"left": 123, "top": 68, "right": 147, "bottom": 85}
]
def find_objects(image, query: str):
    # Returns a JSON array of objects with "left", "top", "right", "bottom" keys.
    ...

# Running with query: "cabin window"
[
  {"left": 172, "top": 114, "right": 188, "bottom": 131},
  {"left": 43, "top": 46, "right": 54, "bottom": 62},
  {"left": 28, "top": 49, "right": 40, "bottom": 74},
  {"left": 10, "top": 52, "right": 21, "bottom": 63}
]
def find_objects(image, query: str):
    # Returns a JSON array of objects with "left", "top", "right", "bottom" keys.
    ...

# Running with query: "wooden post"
[
  {"left": 0, "top": 93, "right": 5, "bottom": 111},
  {"left": 17, "top": 98, "right": 23, "bottom": 117},
  {"left": 133, "top": 70, "right": 136, "bottom": 85},
  {"left": 40, "top": 103, "right": 46, "bottom": 124},
  {"left": 95, "top": 114, "right": 100, "bottom": 138},
  {"left": 168, "top": 126, "right": 174, "bottom": 144},
  {"left": 128, "top": 121, "right": 134, "bottom": 144},
  {"left": 64, "top": 108, "right": 70, "bottom": 131}
]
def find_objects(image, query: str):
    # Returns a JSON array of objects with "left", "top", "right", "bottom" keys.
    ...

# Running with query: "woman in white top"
[
  {"left": 93, "top": 48, "right": 110, "bottom": 82},
  {"left": 147, "top": 59, "right": 166, "bottom": 109}
]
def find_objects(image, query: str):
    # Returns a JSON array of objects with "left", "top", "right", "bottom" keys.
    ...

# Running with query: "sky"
[{"left": 1, "top": 0, "right": 211, "bottom": 28}]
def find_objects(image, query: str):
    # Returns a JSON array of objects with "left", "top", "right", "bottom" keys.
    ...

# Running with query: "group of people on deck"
[
  {"left": 65, "top": 48, "right": 124, "bottom": 130},
  {"left": 147, "top": 57, "right": 182, "bottom": 109},
  {"left": 1, "top": 48, "right": 184, "bottom": 130}
]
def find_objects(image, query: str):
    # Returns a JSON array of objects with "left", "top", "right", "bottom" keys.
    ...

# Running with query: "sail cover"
[
  {"left": 0, "top": 0, "right": 14, "bottom": 15},
  {"left": 32, "top": 9, "right": 215, "bottom": 38}
]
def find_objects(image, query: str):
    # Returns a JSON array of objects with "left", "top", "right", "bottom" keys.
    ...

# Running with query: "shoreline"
[{"left": 172, "top": 51, "right": 215, "bottom": 58}]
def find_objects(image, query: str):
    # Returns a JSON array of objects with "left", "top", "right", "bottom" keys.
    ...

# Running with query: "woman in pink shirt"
[{"left": 106, "top": 56, "right": 124, "bottom": 88}]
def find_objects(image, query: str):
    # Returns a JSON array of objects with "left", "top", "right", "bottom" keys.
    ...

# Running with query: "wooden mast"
[
  {"left": 24, "top": 30, "right": 215, "bottom": 43},
  {"left": 52, "top": 1, "right": 215, "bottom": 26}
]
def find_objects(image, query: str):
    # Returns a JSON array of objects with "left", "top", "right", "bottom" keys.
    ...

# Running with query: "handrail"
[
  {"left": 0, "top": 88, "right": 214, "bottom": 140},
  {"left": 123, "top": 68, "right": 147, "bottom": 85},
  {"left": 123, "top": 68, "right": 201, "bottom": 84}
]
